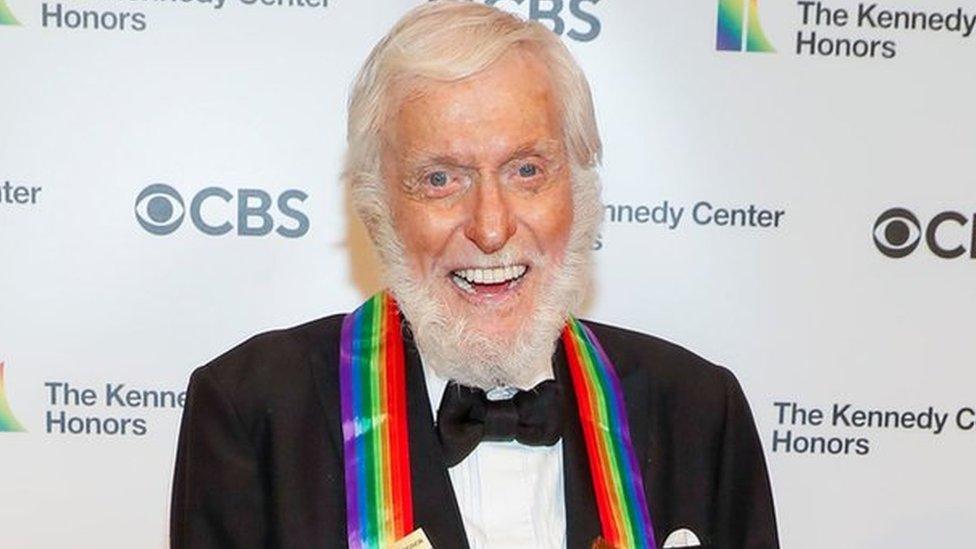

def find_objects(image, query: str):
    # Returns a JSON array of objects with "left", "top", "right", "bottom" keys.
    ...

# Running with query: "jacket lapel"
[
  {"left": 311, "top": 314, "right": 469, "bottom": 548},
  {"left": 403, "top": 331, "right": 471, "bottom": 548},
  {"left": 557, "top": 321, "right": 656, "bottom": 548},
  {"left": 554, "top": 342, "right": 604, "bottom": 547}
]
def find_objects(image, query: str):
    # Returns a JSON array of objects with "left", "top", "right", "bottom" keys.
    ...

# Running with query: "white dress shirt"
[{"left": 422, "top": 366, "right": 567, "bottom": 549}]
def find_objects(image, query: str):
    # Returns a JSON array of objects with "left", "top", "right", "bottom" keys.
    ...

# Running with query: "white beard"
[{"left": 366, "top": 169, "right": 602, "bottom": 390}]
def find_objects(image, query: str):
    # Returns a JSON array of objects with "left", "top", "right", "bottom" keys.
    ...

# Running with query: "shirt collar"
[{"left": 419, "top": 352, "right": 556, "bottom": 419}]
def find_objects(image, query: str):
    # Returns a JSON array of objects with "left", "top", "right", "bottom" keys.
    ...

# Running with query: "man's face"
[{"left": 381, "top": 48, "right": 574, "bottom": 341}]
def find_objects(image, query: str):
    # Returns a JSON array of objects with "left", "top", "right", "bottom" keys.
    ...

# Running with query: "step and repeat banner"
[{"left": 1, "top": 0, "right": 973, "bottom": 547}]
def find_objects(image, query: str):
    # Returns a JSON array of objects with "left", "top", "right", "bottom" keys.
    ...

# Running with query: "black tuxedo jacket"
[{"left": 170, "top": 315, "right": 779, "bottom": 548}]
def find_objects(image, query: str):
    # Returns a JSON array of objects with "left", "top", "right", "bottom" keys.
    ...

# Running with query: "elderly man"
[{"left": 170, "top": 2, "right": 778, "bottom": 548}]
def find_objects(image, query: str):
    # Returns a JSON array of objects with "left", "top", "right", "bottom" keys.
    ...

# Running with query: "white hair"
[{"left": 342, "top": 1, "right": 605, "bottom": 389}]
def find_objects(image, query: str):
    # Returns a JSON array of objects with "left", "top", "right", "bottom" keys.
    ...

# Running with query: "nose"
[{"left": 463, "top": 178, "right": 517, "bottom": 254}]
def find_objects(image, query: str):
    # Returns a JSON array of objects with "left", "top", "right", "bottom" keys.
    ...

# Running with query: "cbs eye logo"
[
  {"left": 873, "top": 207, "right": 975, "bottom": 259},
  {"left": 873, "top": 208, "right": 920, "bottom": 258},
  {"left": 135, "top": 184, "right": 185, "bottom": 235},
  {"left": 135, "top": 183, "right": 309, "bottom": 238}
]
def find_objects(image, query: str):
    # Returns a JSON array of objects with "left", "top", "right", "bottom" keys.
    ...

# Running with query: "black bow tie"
[{"left": 435, "top": 379, "right": 564, "bottom": 467}]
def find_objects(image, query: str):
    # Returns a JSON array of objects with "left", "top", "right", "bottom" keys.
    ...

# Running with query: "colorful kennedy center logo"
[
  {"left": 0, "top": 0, "right": 20, "bottom": 25},
  {"left": 716, "top": 0, "right": 774, "bottom": 52},
  {"left": 0, "top": 362, "right": 26, "bottom": 432}
]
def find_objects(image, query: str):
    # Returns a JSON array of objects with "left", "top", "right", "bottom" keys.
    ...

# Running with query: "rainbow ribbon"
[
  {"left": 563, "top": 317, "right": 656, "bottom": 548},
  {"left": 339, "top": 294, "right": 655, "bottom": 548},
  {"left": 339, "top": 293, "right": 413, "bottom": 548}
]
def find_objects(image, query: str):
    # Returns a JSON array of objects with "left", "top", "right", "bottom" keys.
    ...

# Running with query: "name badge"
[{"left": 392, "top": 528, "right": 433, "bottom": 549}]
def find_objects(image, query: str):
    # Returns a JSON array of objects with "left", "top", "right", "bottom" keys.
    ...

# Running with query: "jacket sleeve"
[
  {"left": 712, "top": 371, "right": 780, "bottom": 548},
  {"left": 170, "top": 365, "right": 268, "bottom": 548}
]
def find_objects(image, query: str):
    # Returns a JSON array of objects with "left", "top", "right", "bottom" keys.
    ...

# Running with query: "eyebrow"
[
  {"left": 401, "top": 138, "right": 563, "bottom": 169},
  {"left": 505, "top": 139, "right": 561, "bottom": 164},
  {"left": 401, "top": 151, "right": 474, "bottom": 170}
]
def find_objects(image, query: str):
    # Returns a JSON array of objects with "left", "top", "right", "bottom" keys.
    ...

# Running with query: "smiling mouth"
[{"left": 449, "top": 264, "right": 529, "bottom": 298}]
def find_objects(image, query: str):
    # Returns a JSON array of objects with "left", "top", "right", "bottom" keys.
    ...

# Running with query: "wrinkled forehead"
[
  {"left": 381, "top": 46, "right": 565, "bottom": 159},
  {"left": 390, "top": 40, "right": 552, "bottom": 96}
]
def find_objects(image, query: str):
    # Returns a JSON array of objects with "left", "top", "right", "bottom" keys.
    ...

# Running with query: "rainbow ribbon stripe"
[
  {"left": 563, "top": 318, "right": 656, "bottom": 548},
  {"left": 339, "top": 293, "right": 414, "bottom": 548},
  {"left": 338, "top": 293, "right": 655, "bottom": 547}
]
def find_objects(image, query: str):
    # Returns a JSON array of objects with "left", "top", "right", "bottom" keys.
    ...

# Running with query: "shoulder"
[
  {"left": 187, "top": 314, "right": 346, "bottom": 412},
  {"left": 578, "top": 318, "right": 745, "bottom": 412},
  {"left": 577, "top": 319, "right": 765, "bottom": 477}
]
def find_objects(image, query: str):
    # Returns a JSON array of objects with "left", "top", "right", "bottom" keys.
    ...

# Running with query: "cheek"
[
  {"left": 389, "top": 194, "right": 462, "bottom": 272},
  {"left": 520, "top": 182, "right": 574, "bottom": 257}
]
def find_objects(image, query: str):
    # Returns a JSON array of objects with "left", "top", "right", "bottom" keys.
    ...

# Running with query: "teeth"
[
  {"left": 452, "top": 264, "right": 528, "bottom": 286},
  {"left": 452, "top": 274, "right": 475, "bottom": 293}
]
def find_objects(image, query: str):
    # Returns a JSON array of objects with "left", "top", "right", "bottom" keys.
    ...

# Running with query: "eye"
[
  {"left": 417, "top": 169, "right": 465, "bottom": 198},
  {"left": 517, "top": 163, "right": 539, "bottom": 178},
  {"left": 135, "top": 183, "right": 185, "bottom": 235},
  {"left": 428, "top": 171, "right": 448, "bottom": 187},
  {"left": 873, "top": 208, "right": 921, "bottom": 258}
]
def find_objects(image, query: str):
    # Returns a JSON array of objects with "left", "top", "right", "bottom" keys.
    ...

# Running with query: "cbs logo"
[
  {"left": 480, "top": 0, "right": 602, "bottom": 42},
  {"left": 873, "top": 207, "right": 975, "bottom": 259},
  {"left": 135, "top": 183, "right": 309, "bottom": 238}
]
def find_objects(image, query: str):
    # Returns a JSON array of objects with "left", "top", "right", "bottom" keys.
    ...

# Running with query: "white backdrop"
[{"left": 2, "top": 0, "right": 974, "bottom": 547}]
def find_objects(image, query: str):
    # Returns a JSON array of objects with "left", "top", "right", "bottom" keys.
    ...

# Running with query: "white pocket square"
[{"left": 663, "top": 528, "right": 702, "bottom": 548}]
